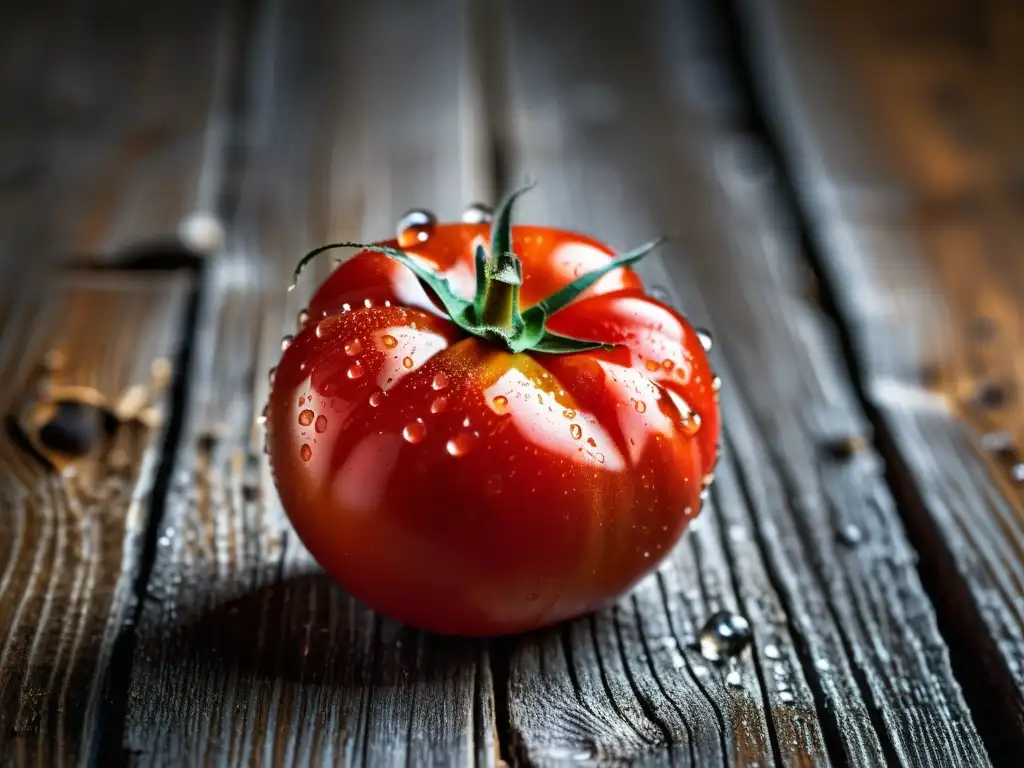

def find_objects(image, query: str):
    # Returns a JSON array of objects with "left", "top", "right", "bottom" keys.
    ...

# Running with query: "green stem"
[{"left": 478, "top": 251, "right": 522, "bottom": 330}]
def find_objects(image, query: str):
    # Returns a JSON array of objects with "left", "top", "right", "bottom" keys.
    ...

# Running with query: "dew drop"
[
  {"left": 587, "top": 437, "right": 597, "bottom": 447},
  {"left": 696, "top": 328, "right": 713, "bottom": 351},
  {"left": 268, "top": 366, "right": 277, "bottom": 385},
  {"left": 402, "top": 419, "right": 427, "bottom": 444},
  {"left": 342, "top": 302, "right": 351, "bottom": 312},
  {"left": 381, "top": 334, "right": 398, "bottom": 348},
  {"left": 764, "top": 644, "right": 782, "bottom": 660},
  {"left": 726, "top": 669, "right": 743, "bottom": 688},
  {"left": 396, "top": 209, "right": 437, "bottom": 248},
  {"left": 347, "top": 363, "right": 364, "bottom": 379},
  {"left": 712, "top": 375, "right": 722, "bottom": 391},
  {"left": 369, "top": 391, "right": 385, "bottom": 407},
  {"left": 680, "top": 411, "right": 702, "bottom": 437},
  {"left": 298, "top": 395, "right": 305, "bottom": 407},
  {"left": 298, "top": 409, "right": 314, "bottom": 426},
  {"left": 281, "top": 335, "right": 294, "bottom": 351},
  {"left": 570, "top": 424, "right": 583, "bottom": 440},
  {"left": 402, "top": 356, "right": 414, "bottom": 369},
  {"left": 837, "top": 523, "right": 863, "bottom": 546},
  {"left": 431, "top": 371, "right": 449, "bottom": 390},
  {"left": 316, "top": 316, "right": 342, "bottom": 338},
  {"left": 446, "top": 432, "right": 477, "bottom": 457},
  {"left": 315, "top": 415, "right": 328, "bottom": 433},
  {"left": 431, "top": 396, "right": 448, "bottom": 414},
  {"left": 698, "top": 611, "right": 752, "bottom": 662},
  {"left": 300, "top": 444, "right": 312, "bottom": 462},
  {"left": 661, "top": 359, "right": 674, "bottom": 371},
  {"left": 1012, "top": 463, "right": 1024, "bottom": 483},
  {"left": 363, "top": 297, "right": 373, "bottom": 308},
  {"left": 462, "top": 416, "right": 471, "bottom": 428},
  {"left": 298, "top": 309, "right": 310, "bottom": 327},
  {"left": 492, "top": 395, "right": 509, "bottom": 414},
  {"left": 344, "top": 338, "right": 363, "bottom": 356},
  {"left": 645, "top": 359, "right": 660, "bottom": 372},
  {"left": 257, "top": 404, "right": 268, "bottom": 425},
  {"left": 461, "top": 202, "right": 493, "bottom": 224},
  {"left": 562, "top": 408, "right": 576, "bottom": 419},
  {"left": 634, "top": 400, "right": 647, "bottom": 413}
]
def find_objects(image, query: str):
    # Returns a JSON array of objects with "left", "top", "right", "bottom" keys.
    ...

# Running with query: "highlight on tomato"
[{"left": 265, "top": 185, "right": 720, "bottom": 637}]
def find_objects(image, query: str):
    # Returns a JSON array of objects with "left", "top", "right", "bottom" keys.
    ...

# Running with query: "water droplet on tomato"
[
  {"left": 396, "top": 209, "right": 437, "bottom": 248},
  {"left": 461, "top": 202, "right": 493, "bottom": 224},
  {"left": 712, "top": 375, "right": 722, "bottom": 391},
  {"left": 363, "top": 298, "right": 373, "bottom": 308},
  {"left": 402, "top": 356, "right": 414, "bottom": 369},
  {"left": 462, "top": 416, "right": 471, "bottom": 428},
  {"left": 369, "top": 391, "right": 385, "bottom": 407},
  {"left": 342, "top": 302, "right": 351, "bottom": 312},
  {"left": 268, "top": 367, "right": 276, "bottom": 385},
  {"left": 696, "top": 327, "right": 713, "bottom": 351},
  {"left": 562, "top": 408, "right": 576, "bottom": 419},
  {"left": 680, "top": 411, "right": 702, "bottom": 436},
  {"left": 347, "top": 363, "right": 364, "bottom": 379},
  {"left": 698, "top": 611, "right": 751, "bottom": 662},
  {"left": 316, "top": 316, "right": 342, "bottom": 338},
  {"left": 586, "top": 437, "right": 597, "bottom": 448},
  {"left": 315, "top": 415, "right": 328, "bottom": 433},
  {"left": 431, "top": 372, "right": 449, "bottom": 390},
  {"left": 300, "top": 444, "right": 312, "bottom": 462},
  {"left": 492, "top": 395, "right": 509, "bottom": 414},
  {"left": 402, "top": 419, "right": 427, "bottom": 444},
  {"left": 298, "top": 409, "right": 314, "bottom": 426},
  {"left": 634, "top": 400, "right": 647, "bottom": 413},
  {"left": 446, "top": 432, "right": 476, "bottom": 457},
  {"left": 298, "top": 309, "right": 309, "bottom": 327},
  {"left": 298, "top": 395, "right": 305, "bottom": 406},
  {"left": 570, "top": 424, "right": 583, "bottom": 440},
  {"left": 661, "top": 359, "right": 674, "bottom": 371},
  {"left": 381, "top": 334, "right": 397, "bottom": 348},
  {"left": 431, "top": 396, "right": 448, "bottom": 414},
  {"left": 281, "top": 335, "right": 293, "bottom": 351},
  {"left": 645, "top": 360, "right": 660, "bottom": 372},
  {"left": 345, "top": 338, "right": 363, "bottom": 356},
  {"left": 257, "top": 404, "right": 268, "bottom": 425}
]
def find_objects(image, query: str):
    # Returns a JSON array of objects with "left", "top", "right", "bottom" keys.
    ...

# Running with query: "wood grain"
[
  {"left": 122, "top": 0, "right": 498, "bottom": 764},
  {"left": 0, "top": 1, "right": 232, "bottom": 763},
  {"left": 738, "top": 0, "right": 1024, "bottom": 749},
  {"left": 0, "top": 268, "right": 193, "bottom": 764},
  {"left": 499, "top": 0, "right": 990, "bottom": 764}
]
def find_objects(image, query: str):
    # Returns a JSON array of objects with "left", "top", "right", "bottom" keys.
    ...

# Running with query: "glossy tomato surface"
[{"left": 267, "top": 222, "right": 719, "bottom": 636}]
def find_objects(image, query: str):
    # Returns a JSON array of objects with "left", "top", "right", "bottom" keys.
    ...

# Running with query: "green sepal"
[
  {"left": 529, "top": 332, "right": 618, "bottom": 355},
  {"left": 489, "top": 182, "right": 536, "bottom": 266},
  {"left": 521, "top": 236, "right": 666, "bottom": 325},
  {"left": 289, "top": 241, "right": 478, "bottom": 334}
]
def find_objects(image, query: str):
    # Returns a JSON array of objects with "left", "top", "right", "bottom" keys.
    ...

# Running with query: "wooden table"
[{"left": 1, "top": 1, "right": 1021, "bottom": 765}]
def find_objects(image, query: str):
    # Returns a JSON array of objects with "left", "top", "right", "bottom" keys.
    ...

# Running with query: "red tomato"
[{"left": 267, "top": 206, "right": 719, "bottom": 637}]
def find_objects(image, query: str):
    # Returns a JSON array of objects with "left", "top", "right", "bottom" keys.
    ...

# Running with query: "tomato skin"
[{"left": 269, "top": 224, "right": 718, "bottom": 636}]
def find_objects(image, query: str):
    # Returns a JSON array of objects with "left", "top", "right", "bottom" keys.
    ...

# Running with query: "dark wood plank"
[
  {"left": 500, "top": 0, "right": 990, "bottom": 764},
  {"left": 0, "top": 2, "right": 232, "bottom": 763},
  {"left": 122, "top": 1, "right": 498, "bottom": 764},
  {"left": 738, "top": 0, "right": 1024, "bottom": 748},
  {"left": 0, "top": 268, "right": 193, "bottom": 764}
]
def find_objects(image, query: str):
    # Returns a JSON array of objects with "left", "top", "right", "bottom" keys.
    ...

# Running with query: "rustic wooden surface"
[
  {"left": 738, "top": 0, "right": 1024, "bottom": 752},
  {"left": 0, "top": 0, "right": 229, "bottom": 764},
  {"left": 0, "top": 0, "right": 1021, "bottom": 765}
]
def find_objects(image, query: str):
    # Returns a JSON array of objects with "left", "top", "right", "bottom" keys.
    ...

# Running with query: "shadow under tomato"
[{"left": 146, "top": 570, "right": 489, "bottom": 689}]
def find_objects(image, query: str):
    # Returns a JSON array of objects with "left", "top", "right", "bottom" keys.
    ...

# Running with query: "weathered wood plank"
[
  {"left": 122, "top": 0, "right": 497, "bottom": 764},
  {"left": 0, "top": 268, "right": 193, "bottom": 764},
  {"left": 738, "top": 0, "right": 1024, "bottom": 749},
  {"left": 500, "top": 0, "right": 989, "bottom": 764},
  {"left": 0, "top": 2, "right": 232, "bottom": 763}
]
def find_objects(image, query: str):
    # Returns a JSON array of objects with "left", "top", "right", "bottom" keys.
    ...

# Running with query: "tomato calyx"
[{"left": 289, "top": 184, "right": 666, "bottom": 355}]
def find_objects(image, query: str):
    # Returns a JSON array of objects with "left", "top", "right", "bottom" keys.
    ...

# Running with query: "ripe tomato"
[{"left": 267, "top": 191, "right": 719, "bottom": 636}]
